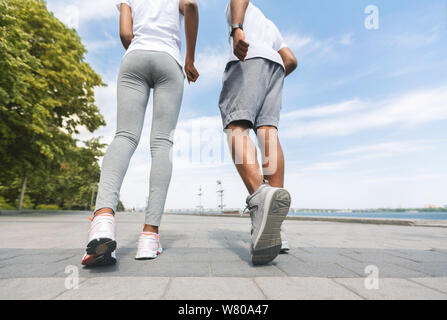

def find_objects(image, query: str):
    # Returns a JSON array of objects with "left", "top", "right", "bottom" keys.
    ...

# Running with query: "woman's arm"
[
  {"left": 119, "top": 4, "right": 133, "bottom": 50},
  {"left": 180, "top": 0, "right": 200, "bottom": 83},
  {"left": 279, "top": 47, "right": 298, "bottom": 77}
]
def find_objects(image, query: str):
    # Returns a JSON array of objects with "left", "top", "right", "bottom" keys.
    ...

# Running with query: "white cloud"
[
  {"left": 194, "top": 48, "right": 228, "bottom": 86},
  {"left": 362, "top": 174, "right": 441, "bottom": 185},
  {"left": 388, "top": 25, "right": 442, "bottom": 48},
  {"left": 47, "top": 0, "right": 117, "bottom": 27},
  {"left": 283, "top": 32, "right": 353, "bottom": 59},
  {"left": 282, "top": 99, "right": 362, "bottom": 120},
  {"left": 85, "top": 33, "right": 119, "bottom": 51},
  {"left": 299, "top": 140, "right": 438, "bottom": 173},
  {"left": 282, "top": 86, "right": 447, "bottom": 139},
  {"left": 339, "top": 33, "right": 353, "bottom": 46},
  {"left": 332, "top": 141, "right": 434, "bottom": 157}
]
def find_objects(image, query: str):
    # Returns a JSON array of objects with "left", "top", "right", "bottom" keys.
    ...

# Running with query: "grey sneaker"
[
  {"left": 280, "top": 227, "right": 290, "bottom": 254},
  {"left": 246, "top": 184, "right": 291, "bottom": 265}
]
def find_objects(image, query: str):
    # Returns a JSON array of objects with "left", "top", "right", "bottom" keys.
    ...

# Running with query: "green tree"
[{"left": 0, "top": 0, "right": 106, "bottom": 208}]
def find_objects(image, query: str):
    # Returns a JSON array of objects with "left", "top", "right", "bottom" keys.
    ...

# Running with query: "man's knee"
[{"left": 226, "top": 120, "right": 252, "bottom": 132}]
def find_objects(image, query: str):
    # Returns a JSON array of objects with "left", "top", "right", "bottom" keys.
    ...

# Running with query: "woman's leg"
[
  {"left": 144, "top": 54, "right": 184, "bottom": 231},
  {"left": 94, "top": 53, "right": 151, "bottom": 215}
]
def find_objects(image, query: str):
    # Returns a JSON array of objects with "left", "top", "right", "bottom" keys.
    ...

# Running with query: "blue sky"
[{"left": 47, "top": 0, "right": 447, "bottom": 210}]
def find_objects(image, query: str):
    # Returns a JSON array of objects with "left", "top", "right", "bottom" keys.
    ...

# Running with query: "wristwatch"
[{"left": 230, "top": 24, "right": 243, "bottom": 37}]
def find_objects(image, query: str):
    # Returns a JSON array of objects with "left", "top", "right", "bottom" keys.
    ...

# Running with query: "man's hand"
[
  {"left": 278, "top": 47, "right": 298, "bottom": 77},
  {"left": 184, "top": 58, "right": 199, "bottom": 84},
  {"left": 233, "top": 28, "right": 249, "bottom": 62}
]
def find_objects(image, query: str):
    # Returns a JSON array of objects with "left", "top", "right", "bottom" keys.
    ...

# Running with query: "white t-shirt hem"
[
  {"left": 125, "top": 43, "right": 184, "bottom": 68},
  {"left": 227, "top": 45, "right": 286, "bottom": 69}
]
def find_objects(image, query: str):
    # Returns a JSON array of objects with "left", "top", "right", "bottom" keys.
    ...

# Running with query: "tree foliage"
[{"left": 0, "top": 0, "right": 111, "bottom": 210}]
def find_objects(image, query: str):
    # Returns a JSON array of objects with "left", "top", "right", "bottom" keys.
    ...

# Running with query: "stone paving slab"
[
  {"left": 410, "top": 278, "right": 447, "bottom": 294},
  {"left": 1, "top": 212, "right": 447, "bottom": 299},
  {"left": 164, "top": 278, "right": 265, "bottom": 300},
  {"left": 254, "top": 277, "right": 363, "bottom": 300},
  {"left": 56, "top": 277, "right": 170, "bottom": 300},
  {"left": 0, "top": 278, "right": 68, "bottom": 300},
  {"left": 333, "top": 278, "right": 447, "bottom": 300}
]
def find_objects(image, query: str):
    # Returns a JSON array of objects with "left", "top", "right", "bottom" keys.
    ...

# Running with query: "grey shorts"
[{"left": 218, "top": 58, "right": 285, "bottom": 130}]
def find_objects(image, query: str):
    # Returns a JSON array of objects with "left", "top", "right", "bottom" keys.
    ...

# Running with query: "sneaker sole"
[
  {"left": 252, "top": 189, "right": 291, "bottom": 265},
  {"left": 135, "top": 248, "right": 163, "bottom": 261},
  {"left": 83, "top": 238, "right": 117, "bottom": 267}
]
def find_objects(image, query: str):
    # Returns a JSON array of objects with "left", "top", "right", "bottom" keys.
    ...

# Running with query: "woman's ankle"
[
  {"left": 143, "top": 224, "right": 159, "bottom": 234},
  {"left": 94, "top": 208, "right": 115, "bottom": 218}
]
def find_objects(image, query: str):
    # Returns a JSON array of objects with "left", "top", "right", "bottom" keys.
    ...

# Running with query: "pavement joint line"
[
  {"left": 331, "top": 278, "right": 367, "bottom": 300},
  {"left": 54, "top": 254, "right": 78, "bottom": 264},
  {"left": 252, "top": 278, "right": 268, "bottom": 300},
  {"left": 161, "top": 277, "right": 174, "bottom": 300},
  {"left": 297, "top": 247, "right": 313, "bottom": 254},
  {"left": 3, "top": 210, "right": 447, "bottom": 228},
  {"left": 272, "top": 263, "right": 290, "bottom": 277},
  {"left": 338, "top": 252, "right": 365, "bottom": 264},
  {"left": 334, "top": 262, "right": 363, "bottom": 277},
  {"left": 391, "top": 262, "right": 435, "bottom": 278},
  {"left": 287, "top": 252, "right": 306, "bottom": 263},
  {"left": 0, "top": 255, "right": 24, "bottom": 262},
  {"left": 50, "top": 278, "right": 90, "bottom": 300},
  {"left": 287, "top": 252, "right": 307, "bottom": 264},
  {"left": 432, "top": 249, "right": 447, "bottom": 257},
  {"left": 208, "top": 262, "right": 212, "bottom": 277},
  {"left": 386, "top": 252, "right": 422, "bottom": 264},
  {"left": 406, "top": 278, "right": 447, "bottom": 295}
]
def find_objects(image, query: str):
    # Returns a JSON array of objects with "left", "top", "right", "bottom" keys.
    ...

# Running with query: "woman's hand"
[
  {"left": 184, "top": 58, "right": 199, "bottom": 84},
  {"left": 181, "top": 0, "right": 199, "bottom": 84}
]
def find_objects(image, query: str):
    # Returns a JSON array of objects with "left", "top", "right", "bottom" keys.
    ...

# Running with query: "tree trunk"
[{"left": 18, "top": 172, "right": 27, "bottom": 211}]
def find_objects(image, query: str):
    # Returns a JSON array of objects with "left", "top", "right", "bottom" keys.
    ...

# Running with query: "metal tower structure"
[
  {"left": 216, "top": 180, "right": 225, "bottom": 212},
  {"left": 197, "top": 185, "right": 204, "bottom": 213}
]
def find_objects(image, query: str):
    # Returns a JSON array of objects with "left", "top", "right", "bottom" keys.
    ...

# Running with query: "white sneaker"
[
  {"left": 280, "top": 228, "right": 290, "bottom": 253},
  {"left": 81, "top": 213, "right": 117, "bottom": 266},
  {"left": 246, "top": 184, "right": 291, "bottom": 265},
  {"left": 135, "top": 232, "right": 163, "bottom": 260}
]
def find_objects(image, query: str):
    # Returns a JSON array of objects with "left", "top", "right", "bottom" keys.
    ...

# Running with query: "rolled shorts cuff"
[
  {"left": 221, "top": 110, "right": 255, "bottom": 129},
  {"left": 255, "top": 116, "right": 279, "bottom": 130}
]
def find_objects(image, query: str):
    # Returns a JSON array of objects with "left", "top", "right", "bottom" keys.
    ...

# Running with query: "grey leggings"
[{"left": 95, "top": 50, "right": 184, "bottom": 226}]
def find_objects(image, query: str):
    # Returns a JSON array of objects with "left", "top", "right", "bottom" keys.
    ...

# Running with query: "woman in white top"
[{"left": 82, "top": 0, "right": 200, "bottom": 266}]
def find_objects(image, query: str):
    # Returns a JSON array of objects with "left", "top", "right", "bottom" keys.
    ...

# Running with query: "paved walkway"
[{"left": 0, "top": 211, "right": 446, "bottom": 300}]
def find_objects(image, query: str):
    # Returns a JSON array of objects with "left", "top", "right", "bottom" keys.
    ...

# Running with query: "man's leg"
[
  {"left": 225, "top": 121, "right": 264, "bottom": 195},
  {"left": 257, "top": 126, "right": 290, "bottom": 253},
  {"left": 256, "top": 126, "right": 284, "bottom": 188}
]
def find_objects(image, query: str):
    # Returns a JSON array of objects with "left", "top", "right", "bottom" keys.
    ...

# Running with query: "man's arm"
[
  {"left": 279, "top": 47, "right": 298, "bottom": 77},
  {"left": 230, "top": 0, "right": 250, "bottom": 61},
  {"left": 119, "top": 4, "right": 133, "bottom": 50},
  {"left": 180, "top": 0, "right": 200, "bottom": 83}
]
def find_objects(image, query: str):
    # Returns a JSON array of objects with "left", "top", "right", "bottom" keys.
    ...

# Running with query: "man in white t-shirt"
[{"left": 218, "top": 0, "right": 298, "bottom": 265}]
